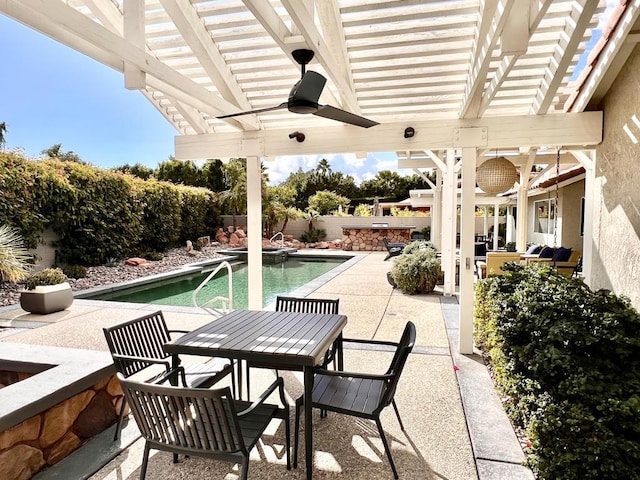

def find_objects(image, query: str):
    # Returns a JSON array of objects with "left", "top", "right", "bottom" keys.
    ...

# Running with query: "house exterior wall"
[
  {"left": 561, "top": 180, "right": 585, "bottom": 252},
  {"left": 591, "top": 44, "right": 640, "bottom": 311},
  {"left": 526, "top": 180, "right": 584, "bottom": 252}
]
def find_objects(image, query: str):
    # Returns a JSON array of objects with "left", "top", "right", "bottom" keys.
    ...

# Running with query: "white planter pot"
[{"left": 20, "top": 282, "right": 74, "bottom": 314}]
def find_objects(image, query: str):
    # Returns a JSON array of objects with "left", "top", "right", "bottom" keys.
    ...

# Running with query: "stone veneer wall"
[
  {"left": 0, "top": 375, "right": 122, "bottom": 480},
  {"left": 342, "top": 228, "right": 411, "bottom": 251}
]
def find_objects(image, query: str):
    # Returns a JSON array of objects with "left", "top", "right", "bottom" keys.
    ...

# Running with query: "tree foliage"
[{"left": 308, "top": 190, "right": 350, "bottom": 215}]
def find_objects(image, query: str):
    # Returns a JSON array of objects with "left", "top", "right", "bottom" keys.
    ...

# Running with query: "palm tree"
[
  {"left": 0, "top": 224, "right": 31, "bottom": 283},
  {"left": 0, "top": 122, "right": 7, "bottom": 150},
  {"left": 279, "top": 206, "right": 300, "bottom": 233}
]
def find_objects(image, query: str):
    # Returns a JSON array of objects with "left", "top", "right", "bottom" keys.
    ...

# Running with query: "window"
[{"left": 534, "top": 199, "right": 556, "bottom": 234}]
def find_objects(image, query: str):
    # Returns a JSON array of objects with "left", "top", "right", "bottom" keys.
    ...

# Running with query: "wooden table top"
[{"left": 165, "top": 310, "right": 347, "bottom": 369}]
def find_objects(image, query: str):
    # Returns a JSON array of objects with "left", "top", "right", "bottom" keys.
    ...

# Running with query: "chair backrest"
[
  {"left": 486, "top": 251, "right": 521, "bottom": 276},
  {"left": 275, "top": 296, "right": 339, "bottom": 315},
  {"left": 380, "top": 321, "right": 416, "bottom": 410},
  {"left": 118, "top": 374, "right": 247, "bottom": 455},
  {"left": 103, "top": 311, "right": 171, "bottom": 378}
]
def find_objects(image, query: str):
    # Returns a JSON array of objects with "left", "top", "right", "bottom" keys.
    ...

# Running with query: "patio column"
[
  {"left": 459, "top": 147, "right": 477, "bottom": 354},
  {"left": 506, "top": 206, "right": 515, "bottom": 244},
  {"left": 441, "top": 150, "right": 457, "bottom": 295},
  {"left": 432, "top": 169, "right": 443, "bottom": 249},
  {"left": 573, "top": 150, "right": 596, "bottom": 284},
  {"left": 493, "top": 203, "right": 500, "bottom": 250},
  {"left": 516, "top": 184, "right": 529, "bottom": 252},
  {"left": 483, "top": 205, "right": 489, "bottom": 238},
  {"left": 246, "top": 156, "right": 263, "bottom": 310}
]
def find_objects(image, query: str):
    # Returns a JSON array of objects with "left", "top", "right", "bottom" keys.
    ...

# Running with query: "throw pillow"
[
  {"left": 538, "top": 246, "right": 555, "bottom": 258},
  {"left": 526, "top": 244, "right": 542, "bottom": 255},
  {"left": 552, "top": 247, "right": 572, "bottom": 262}
]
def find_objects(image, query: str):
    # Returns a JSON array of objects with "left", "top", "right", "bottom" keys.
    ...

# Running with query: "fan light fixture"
[{"left": 217, "top": 49, "right": 378, "bottom": 128}]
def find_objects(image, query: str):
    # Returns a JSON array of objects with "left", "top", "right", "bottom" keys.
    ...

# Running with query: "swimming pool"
[{"left": 88, "top": 257, "right": 346, "bottom": 310}]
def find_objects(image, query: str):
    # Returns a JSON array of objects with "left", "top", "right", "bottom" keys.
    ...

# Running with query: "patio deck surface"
[{"left": 0, "top": 251, "right": 533, "bottom": 480}]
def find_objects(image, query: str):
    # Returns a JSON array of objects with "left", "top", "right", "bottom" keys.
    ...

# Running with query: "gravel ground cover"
[{"left": 0, "top": 246, "right": 225, "bottom": 307}]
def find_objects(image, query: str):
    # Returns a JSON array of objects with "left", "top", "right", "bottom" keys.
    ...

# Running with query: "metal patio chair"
[
  {"left": 293, "top": 321, "right": 416, "bottom": 479},
  {"left": 245, "top": 296, "right": 340, "bottom": 399},
  {"left": 103, "top": 310, "right": 233, "bottom": 440},
  {"left": 383, "top": 236, "right": 406, "bottom": 261},
  {"left": 118, "top": 374, "right": 290, "bottom": 480}
]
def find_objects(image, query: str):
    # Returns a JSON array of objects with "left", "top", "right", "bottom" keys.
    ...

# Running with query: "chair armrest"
[
  {"left": 168, "top": 329, "right": 190, "bottom": 335},
  {"left": 236, "top": 377, "right": 285, "bottom": 417},
  {"left": 155, "top": 366, "right": 187, "bottom": 386},
  {"left": 313, "top": 368, "right": 394, "bottom": 382},
  {"left": 343, "top": 338, "right": 399, "bottom": 348},
  {"left": 112, "top": 354, "right": 171, "bottom": 371}
]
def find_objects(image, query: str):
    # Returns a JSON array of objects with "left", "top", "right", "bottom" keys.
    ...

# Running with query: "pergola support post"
[
  {"left": 441, "top": 150, "right": 457, "bottom": 295},
  {"left": 459, "top": 147, "right": 477, "bottom": 354},
  {"left": 246, "top": 156, "right": 263, "bottom": 310}
]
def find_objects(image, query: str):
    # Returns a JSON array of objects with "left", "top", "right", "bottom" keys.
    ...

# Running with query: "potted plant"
[{"left": 20, "top": 268, "right": 73, "bottom": 314}]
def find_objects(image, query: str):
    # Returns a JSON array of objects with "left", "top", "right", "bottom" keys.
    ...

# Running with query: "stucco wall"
[
  {"left": 561, "top": 180, "right": 585, "bottom": 252},
  {"left": 591, "top": 44, "right": 640, "bottom": 311}
]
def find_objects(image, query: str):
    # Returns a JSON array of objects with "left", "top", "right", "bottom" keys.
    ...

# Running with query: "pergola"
[{"left": 3, "top": 1, "right": 637, "bottom": 354}]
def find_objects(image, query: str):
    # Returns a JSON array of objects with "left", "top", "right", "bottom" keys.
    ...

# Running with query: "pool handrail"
[
  {"left": 192, "top": 261, "right": 233, "bottom": 316},
  {"left": 270, "top": 231, "right": 284, "bottom": 247}
]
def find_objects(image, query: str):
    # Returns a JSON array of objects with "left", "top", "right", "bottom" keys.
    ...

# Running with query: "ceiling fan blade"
[
  {"left": 217, "top": 103, "right": 287, "bottom": 119},
  {"left": 314, "top": 105, "right": 379, "bottom": 128},
  {"left": 290, "top": 71, "right": 326, "bottom": 104}
]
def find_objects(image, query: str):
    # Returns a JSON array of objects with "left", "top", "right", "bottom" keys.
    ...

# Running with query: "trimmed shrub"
[
  {"left": 474, "top": 262, "right": 640, "bottom": 479},
  {"left": 24, "top": 267, "right": 68, "bottom": 290},
  {"left": 390, "top": 242, "right": 441, "bottom": 294}
]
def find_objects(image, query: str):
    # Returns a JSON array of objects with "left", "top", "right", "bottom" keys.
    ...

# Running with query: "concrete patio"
[{"left": 0, "top": 252, "right": 533, "bottom": 480}]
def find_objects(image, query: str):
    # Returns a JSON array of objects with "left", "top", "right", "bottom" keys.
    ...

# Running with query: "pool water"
[{"left": 91, "top": 258, "right": 345, "bottom": 310}]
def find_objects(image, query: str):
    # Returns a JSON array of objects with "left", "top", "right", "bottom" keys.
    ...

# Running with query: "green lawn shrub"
[
  {"left": 390, "top": 241, "right": 441, "bottom": 294},
  {"left": 475, "top": 262, "right": 640, "bottom": 479}
]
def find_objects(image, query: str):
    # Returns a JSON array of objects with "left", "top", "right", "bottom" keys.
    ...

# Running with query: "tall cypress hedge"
[{"left": 0, "top": 152, "right": 222, "bottom": 266}]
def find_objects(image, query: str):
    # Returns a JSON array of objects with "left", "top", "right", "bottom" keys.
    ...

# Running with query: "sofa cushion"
[
  {"left": 526, "top": 244, "right": 542, "bottom": 255},
  {"left": 538, "top": 246, "right": 555, "bottom": 258},
  {"left": 552, "top": 247, "right": 572, "bottom": 262}
]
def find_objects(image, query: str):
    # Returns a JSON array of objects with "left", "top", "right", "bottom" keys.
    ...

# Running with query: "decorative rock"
[
  {"left": 41, "top": 390, "right": 94, "bottom": 448},
  {"left": 227, "top": 226, "right": 235, "bottom": 234},
  {"left": 0, "top": 444, "right": 45, "bottom": 480},
  {"left": 317, "top": 241, "right": 329, "bottom": 249},
  {"left": 196, "top": 236, "right": 210, "bottom": 247},
  {"left": 0, "top": 416, "right": 41, "bottom": 450},
  {"left": 105, "top": 375, "right": 123, "bottom": 397},
  {"left": 216, "top": 228, "right": 229, "bottom": 244},
  {"left": 229, "top": 233, "right": 241, "bottom": 247},
  {"left": 72, "top": 391, "right": 117, "bottom": 438},
  {"left": 235, "top": 228, "right": 246, "bottom": 238},
  {"left": 124, "top": 257, "right": 146, "bottom": 266},
  {"left": 45, "top": 431, "right": 81, "bottom": 465},
  {"left": 185, "top": 240, "right": 194, "bottom": 252}
]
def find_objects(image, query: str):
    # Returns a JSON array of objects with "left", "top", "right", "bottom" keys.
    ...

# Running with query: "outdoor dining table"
[{"left": 164, "top": 309, "right": 348, "bottom": 480}]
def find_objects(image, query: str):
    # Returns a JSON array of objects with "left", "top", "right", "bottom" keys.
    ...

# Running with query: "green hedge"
[
  {"left": 475, "top": 263, "right": 640, "bottom": 480},
  {"left": 0, "top": 152, "right": 222, "bottom": 266}
]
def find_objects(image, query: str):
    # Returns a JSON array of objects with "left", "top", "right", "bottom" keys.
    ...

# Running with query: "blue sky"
[
  {"left": 0, "top": 5, "right": 613, "bottom": 185},
  {"left": 0, "top": 15, "right": 397, "bottom": 185}
]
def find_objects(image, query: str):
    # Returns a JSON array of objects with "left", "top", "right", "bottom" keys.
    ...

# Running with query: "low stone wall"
[
  {"left": 342, "top": 227, "right": 411, "bottom": 251},
  {"left": 0, "top": 374, "right": 122, "bottom": 479}
]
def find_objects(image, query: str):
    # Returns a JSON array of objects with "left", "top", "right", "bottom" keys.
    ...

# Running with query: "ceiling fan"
[{"left": 217, "top": 49, "right": 379, "bottom": 128}]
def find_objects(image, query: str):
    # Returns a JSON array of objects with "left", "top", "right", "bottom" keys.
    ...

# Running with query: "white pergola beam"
[
  {"left": 532, "top": 0, "right": 599, "bottom": 114},
  {"left": 280, "top": 0, "right": 360, "bottom": 113},
  {"left": 6, "top": 0, "right": 260, "bottom": 130},
  {"left": 175, "top": 112, "right": 603, "bottom": 159},
  {"left": 123, "top": 0, "right": 145, "bottom": 90},
  {"left": 160, "top": 0, "right": 253, "bottom": 112}
]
